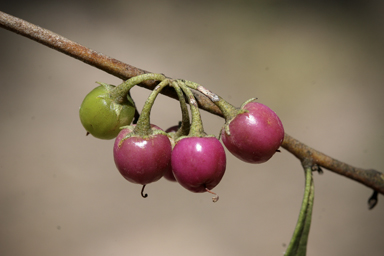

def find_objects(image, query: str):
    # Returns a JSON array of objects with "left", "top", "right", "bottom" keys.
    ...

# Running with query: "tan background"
[{"left": 1, "top": 1, "right": 384, "bottom": 255}]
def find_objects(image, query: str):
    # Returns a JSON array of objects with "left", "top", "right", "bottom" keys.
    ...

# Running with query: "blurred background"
[{"left": 1, "top": 0, "right": 384, "bottom": 255}]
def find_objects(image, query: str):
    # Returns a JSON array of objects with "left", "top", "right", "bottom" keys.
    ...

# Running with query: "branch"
[
  {"left": 1, "top": 11, "right": 383, "bottom": 196},
  {"left": 282, "top": 134, "right": 384, "bottom": 195},
  {"left": 0, "top": 11, "right": 221, "bottom": 117}
]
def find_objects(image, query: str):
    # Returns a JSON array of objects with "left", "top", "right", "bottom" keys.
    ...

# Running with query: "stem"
[
  {"left": 178, "top": 81, "right": 205, "bottom": 137},
  {"left": 285, "top": 163, "right": 314, "bottom": 256},
  {"left": 212, "top": 96, "right": 240, "bottom": 121},
  {"left": 1, "top": 11, "right": 383, "bottom": 196},
  {"left": 184, "top": 80, "right": 238, "bottom": 120},
  {"left": 111, "top": 73, "right": 166, "bottom": 104},
  {"left": 133, "top": 79, "right": 170, "bottom": 136},
  {"left": 170, "top": 81, "right": 190, "bottom": 138}
]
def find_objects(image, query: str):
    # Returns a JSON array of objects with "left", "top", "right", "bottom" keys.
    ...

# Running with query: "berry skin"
[
  {"left": 162, "top": 125, "right": 180, "bottom": 182},
  {"left": 221, "top": 101, "right": 284, "bottom": 164},
  {"left": 79, "top": 84, "right": 135, "bottom": 140},
  {"left": 171, "top": 136, "right": 226, "bottom": 193},
  {"left": 113, "top": 125, "right": 172, "bottom": 185}
]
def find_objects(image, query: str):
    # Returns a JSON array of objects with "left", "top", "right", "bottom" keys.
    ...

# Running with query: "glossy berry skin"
[
  {"left": 163, "top": 125, "right": 179, "bottom": 182},
  {"left": 165, "top": 125, "right": 179, "bottom": 133},
  {"left": 113, "top": 125, "right": 172, "bottom": 185},
  {"left": 79, "top": 84, "right": 135, "bottom": 140},
  {"left": 171, "top": 137, "right": 226, "bottom": 192},
  {"left": 163, "top": 166, "right": 177, "bottom": 182},
  {"left": 221, "top": 102, "right": 284, "bottom": 164}
]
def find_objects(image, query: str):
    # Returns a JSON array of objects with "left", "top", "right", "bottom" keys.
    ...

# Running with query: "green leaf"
[{"left": 285, "top": 166, "right": 315, "bottom": 256}]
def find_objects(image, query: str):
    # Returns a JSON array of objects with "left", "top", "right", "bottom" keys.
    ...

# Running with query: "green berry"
[{"left": 79, "top": 83, "right": 136, "bottom": 140}]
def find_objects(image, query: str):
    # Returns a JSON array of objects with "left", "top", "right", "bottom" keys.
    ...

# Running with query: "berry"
[
  {"left": 221, "top": 101, "right": 284, "bottom": 164},
  {"left": 171, "top": 136, "right": 226, "bottom": 193},
  {"left": 168, "top": 81, "right": 226, "bottom": 202},
  {"left": 113, "top": 125, "right": 172, "bottom": 185},
  {"left": 163, "top": 125, "right": 180, "bottom": 182},
  {"left": 79, "top": 83, "right": 135, "bottom": 140},
  {"left": 165, "top": 125, "right": 179, "bottom": 134}
]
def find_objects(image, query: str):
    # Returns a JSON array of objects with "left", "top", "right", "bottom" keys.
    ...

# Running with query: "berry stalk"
[
  {"left": 171, "top": 80, "right": 190, "bottom": 138},
  {"left": 111, "top": 73, "right": 166, "bottom": 104},
  {"left": 132, "top": 78, "right": 170, "bottom": 137},
  {"left": 177, "top": 81, "right": 205, "bottom": 137}
]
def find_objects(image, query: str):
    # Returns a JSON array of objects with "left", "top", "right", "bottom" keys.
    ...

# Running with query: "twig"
[
  {"left": 282, "top": 133, "right": 384, "bottom": 194},
  {"left": 0, "top": 11, "right": 222, "bottom": 117},
  {"left": 1, "top": 11, "right": 383, "bottom": 195}
]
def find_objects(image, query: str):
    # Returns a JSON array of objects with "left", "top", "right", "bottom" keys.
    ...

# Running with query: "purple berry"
[
  {"left": 162, "top": 125, "right": 180, "bottom": 182},
  {"left": 171, "top": 136, "right": 226, "bottom": 193},
  {"left": 163, "top": 167, "right": 177, "bottom": 182},
  {"left": 221, "top": 102, "right": 284, "bottom": 164},
  {"left": 113, "top": 125, "right": 172, "bottom": 185},
  {"left": 165, "top": 125, "right": 179, "bottom": 133}
]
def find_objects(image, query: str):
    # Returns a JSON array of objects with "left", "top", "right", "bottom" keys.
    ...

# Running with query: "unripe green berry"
[{"left": 79, "top": 83, "right": 136, "bottom": 140}]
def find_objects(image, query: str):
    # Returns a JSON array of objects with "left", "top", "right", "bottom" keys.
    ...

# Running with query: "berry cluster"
[{"left": 79, "top": 74, "right": 284, "bottom": 202}]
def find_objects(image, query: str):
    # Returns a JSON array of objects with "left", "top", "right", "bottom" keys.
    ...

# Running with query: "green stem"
[
  {"left": 178, "top": 81, "right": 205, "bottom": 137},
  {"left": 111, "top": 73, "right": 166, "bottom": 104},
  {"left": 285, "top": 164, "right": 315, "bottom": 256},
  {"left": 212, "top": 97, "right": 239, "bottom": 121},
  {"left": 133, "top": 79, "right": 170, "bottom": 136},
  {"left": 183, "top": 80, "right": 238, "bottom": 121},
  {"left": 171, "top": 81, "right": 190, "bottom": 138}
]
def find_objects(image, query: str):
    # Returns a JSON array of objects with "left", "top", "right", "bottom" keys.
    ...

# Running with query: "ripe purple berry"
[
  {"left": 113, "top": 125, "right": 172, "bottom": 185},
  {"left": 112, "top": 78, "right": 174, "bottom": 193},
  {"left": 221, "top": 101, "right": 284, "bottom": 164},
  {"left": 171, "top": 136, "right": 226, "bottom": 195},
  {"left": 183, "top": 82, "right": 284, "bottom": 164}
]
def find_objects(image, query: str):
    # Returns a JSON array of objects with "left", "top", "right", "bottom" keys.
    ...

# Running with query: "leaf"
[{"left": 285, "top": 166, "right": 315, "bottom": 256}]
